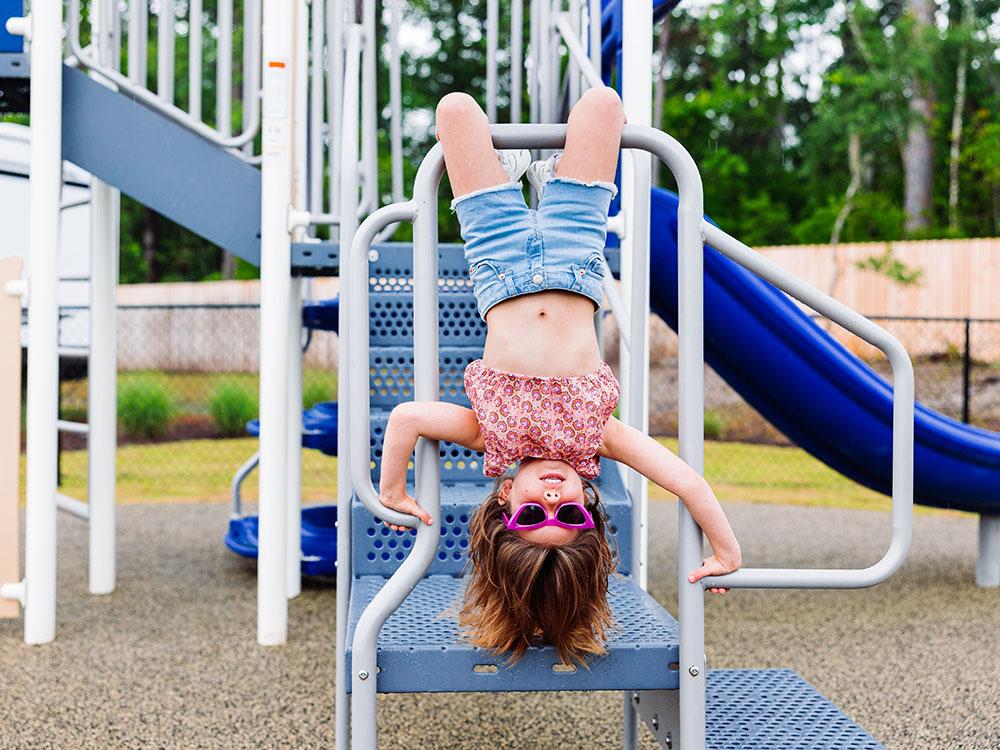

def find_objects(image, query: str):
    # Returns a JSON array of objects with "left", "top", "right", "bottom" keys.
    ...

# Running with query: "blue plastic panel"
[
  {"left": 706, "top": 669, "right": 885, "bottom": 749},
  {"left": 0, "top": 0, "right": 23, "bottom": 53},
  {"left": 345, "top": 574, "right": 678, "bottom": 693},
  {"left": 351, "top": 474, "right": 633, "bottom": 577}
]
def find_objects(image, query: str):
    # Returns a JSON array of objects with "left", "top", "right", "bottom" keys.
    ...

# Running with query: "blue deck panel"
[
  {"left": 707, "top": 669, "right": 884, "bottom": 749},
  {"left": 345, "top": 574, "right": 679, "bottom": 694}
]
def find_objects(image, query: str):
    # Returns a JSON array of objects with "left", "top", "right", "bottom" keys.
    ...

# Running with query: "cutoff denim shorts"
[{"left": 450, "top": 176, "right": 618, "bottom": 320}]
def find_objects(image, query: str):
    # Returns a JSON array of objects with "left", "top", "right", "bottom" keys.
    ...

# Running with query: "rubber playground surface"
[{"left": 1, "top": 500, "right": 997, "bottom": 749}]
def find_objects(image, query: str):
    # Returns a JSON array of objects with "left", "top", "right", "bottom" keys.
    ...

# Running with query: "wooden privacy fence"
[
  {"left": 110, "top": 237, "right": 1000, "bottom": 371},
  {"left": 755, "top": 237, "right": 1000, "bottom": 361},
  {"left": 1, "top": 257, "right": 22, "bottom": 618}
]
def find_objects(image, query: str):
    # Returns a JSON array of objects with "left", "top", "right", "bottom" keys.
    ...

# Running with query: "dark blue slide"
[{"left": 647, "top": 187, "right": 1000, "bottom": 514}]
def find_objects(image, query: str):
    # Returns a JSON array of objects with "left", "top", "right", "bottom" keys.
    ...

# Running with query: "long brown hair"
[{"left": 458, "top": 476, "right": 618, "bottom": 667}]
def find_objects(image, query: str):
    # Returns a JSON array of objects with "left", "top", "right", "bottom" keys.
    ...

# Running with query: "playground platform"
[{"left": 1, "top": 500, "right": 996, "bottom": 749}]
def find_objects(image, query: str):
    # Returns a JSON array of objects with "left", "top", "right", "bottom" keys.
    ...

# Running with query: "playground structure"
[{"left": 1, "top": 0, "right": 998, "bottom": 747}]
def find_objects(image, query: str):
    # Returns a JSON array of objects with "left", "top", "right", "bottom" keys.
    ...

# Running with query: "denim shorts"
[{"left": 450, "top": 176, "right": 618, "bottom": 320}]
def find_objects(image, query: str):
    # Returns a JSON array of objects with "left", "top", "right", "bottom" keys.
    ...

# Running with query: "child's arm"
[
  {"left": 600, "top": 416, "right": 742, "bottom": 594},
  {"left": 378, "top": 401, "right": 485, "bottom": 531}
]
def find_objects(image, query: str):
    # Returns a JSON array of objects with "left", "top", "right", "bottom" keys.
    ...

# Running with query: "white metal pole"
[
  {"left": 257, "top": 0, "right": 296, "bottom": 646},
  {"left": 511, "top": 0, "right": 522, "bottom": 123},
  {"left": 127, "top": 0, "right": 147, "bottom": 85},
  {"left": 242, "top": 0, "right": 261, "bottom": 157},
  {"left": 529, "top": 0, "right": 539, "bottom": 127},
  {"left": 23, "top": 0, "right": 64, "bottom": 645},
  {"left": 588, "top": 0, "right": 600, "bottom": 73},
  {"left": 157, "top": 0, "right": 175, "bottom": 103},
  {"left": 87, "top": 183, "right": 119, "bottom": 597},
  {"left": 621, "top": 3, "right": 653, "bottom": 747},
  {"left": 621, "top": 0, "right": 652, "bottom": 594},
  {"left": 309, "top": 0, "right": 325, "bottom": 215},
  {"left": 360, "top": 0, "right": 378, "bottom": 213},
  {"left": 286, "top": 275, "right": 303, "bottom": 599},
  {"left": 568, "top": 0, "right": 581, "bottom": 104},
  {"left": 335, "top": 25, "right": 362, "bottom": 750},
  {"left": 389, "top": 0, "right": 403, "bottom": 202},
  {"left": 217, "top": 0, "right": 233, "bottom": 135},
  {"left": 486, "top": 0, "right": 498, "bottom": 121},
  {"left": 326, "top": 0, "right": 344, "bottom": 214},
  {"left": 285, "top": 0, "right": 310, "bottom": 601},
  {"left": 189, "top": 0, "right": 202, "bottom": 119},
  {"left": 87, "top": 0, "right": 120, "bottom": 600}
]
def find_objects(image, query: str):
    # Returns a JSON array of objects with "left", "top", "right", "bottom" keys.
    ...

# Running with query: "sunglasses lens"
[
  {"left": 515, "top": 504, "right": 546, "bottom": 526},
  {"left": 556, "top": 504, "right": 588, "bottom": 526}
]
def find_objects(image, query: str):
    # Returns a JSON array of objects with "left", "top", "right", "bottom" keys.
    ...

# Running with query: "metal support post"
[
  {"left": 335, "top": 23, "right": 363, "bottom": 750},
  {"left": 24, "top": 0, "right": 64, "bottom": 645},
  {"left": 88, "top": 178, "right": 119, "bottom": 595},
  {"left": 977, "top": 513, "right": 1000, "bottom": 588},
  {"left": 88, "top": 0, "right": 121, "bottom": 599},
  {"left": 257, "top": 0, "right": 297, "bottom": 646},
  {"left": 621, "top": 2, "right": 653, "bottom": 747}
]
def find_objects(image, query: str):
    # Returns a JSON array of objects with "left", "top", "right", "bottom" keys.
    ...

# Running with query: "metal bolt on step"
[
  {"left": 358, "top": 670, "right": 369, "bottom": 680},
  {"left": 688, "top": 665, "right": 700, "bottom": 677},
  {"left": 631, "top": 691, "right": 640, "bottom": 705},
  {"left": 651, "top": 713, "right": 659, "bottom": 731}
]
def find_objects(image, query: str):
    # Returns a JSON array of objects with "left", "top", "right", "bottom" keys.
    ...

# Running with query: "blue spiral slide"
[{"left": 646, "top": 188, "right": 1000, "bottom": 515}]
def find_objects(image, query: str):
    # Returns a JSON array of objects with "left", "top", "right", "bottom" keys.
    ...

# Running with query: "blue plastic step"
[
  {"left": 345, "top": 573, "right": 678, "bottom": 693},
  {"left": 225, "top": 504, "right": 338, "bottom": 577},
  {"left": 706, "top": 669, "right": 884, "bottom": 749}
]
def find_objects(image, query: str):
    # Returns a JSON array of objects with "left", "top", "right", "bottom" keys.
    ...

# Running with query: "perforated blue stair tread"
[
  {"left": 345, "top": 574, "right": 679, "bottom": 693},
  {"left": 706, "top": 669, "right": 884, "bottom": 749}
]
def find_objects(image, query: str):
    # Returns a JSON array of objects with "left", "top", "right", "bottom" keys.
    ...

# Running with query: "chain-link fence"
[
  {"left": 53, "top": 304, "right": 338, "bottom": 505},
  {"left": 41, "top": 305, "right": 999, "bottom": 509}
]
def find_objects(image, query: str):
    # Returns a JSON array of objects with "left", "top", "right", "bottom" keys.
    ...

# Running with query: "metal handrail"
[
  {"left": 347, "top": 200, "right": 420, "bottom": 530},
  {"left": 66, "top": 0, "right": 262, "bottom": 155},
  {"left": 699, "top": 221, "right": 915, "bottom": 590}
]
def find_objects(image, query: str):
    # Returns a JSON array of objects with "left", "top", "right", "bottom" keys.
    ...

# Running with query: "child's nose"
[{"left": 543, "top": 489, "right": 561, "bottom": 503}]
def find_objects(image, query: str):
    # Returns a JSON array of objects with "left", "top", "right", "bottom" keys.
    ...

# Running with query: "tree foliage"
[{"left": 4, "top": 0, "right": 998, "bottom": 282}]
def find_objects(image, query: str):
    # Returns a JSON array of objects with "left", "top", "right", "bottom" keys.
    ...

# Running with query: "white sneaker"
[
  {"left": 526, "top": 152, "right": 562, "bottom": 195},
  {"left": 495, "top": 148, "right": 531, "bottom": 183}
]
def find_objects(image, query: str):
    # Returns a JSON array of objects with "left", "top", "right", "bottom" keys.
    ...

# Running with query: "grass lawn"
[{"left": 21, "top": 436, "right": 962, "bottom": 517}]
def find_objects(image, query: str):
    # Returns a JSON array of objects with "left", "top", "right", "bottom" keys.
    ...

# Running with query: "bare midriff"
[{"left": 482, "top": 290, "right": 602, "bottom": 377}]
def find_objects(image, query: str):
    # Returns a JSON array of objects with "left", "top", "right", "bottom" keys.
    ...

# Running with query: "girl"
[{"left": 377, "top": 87, "right": 741, "bottom": 666}]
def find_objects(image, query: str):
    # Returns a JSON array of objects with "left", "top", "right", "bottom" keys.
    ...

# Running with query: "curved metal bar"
[
  {"left": 347, "top": 200, "right": 419, "bottom": 530},
  {"left": 230, "top": 450, "right": 260, "bottom": 518},
  {"left": 699, "top": 223, "right": 915, "bottom": 590},
  {"left": 67, "top": 0, "right": 261, "bottom": 153},
  {"left": 351, "top": 148, "right": 443, "bottom": 750}
]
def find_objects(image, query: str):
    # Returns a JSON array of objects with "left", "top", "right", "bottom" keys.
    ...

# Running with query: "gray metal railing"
[
  {"left": 344, "top": 123, "right": 914, "bottom": 749},
  {"left": 66, "top": 0, "right": 262, "bottom": 155}
]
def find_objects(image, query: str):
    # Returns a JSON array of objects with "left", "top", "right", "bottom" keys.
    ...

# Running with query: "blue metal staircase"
[{"left": 345, "top": 245, "right": 886, "bottom": 748}]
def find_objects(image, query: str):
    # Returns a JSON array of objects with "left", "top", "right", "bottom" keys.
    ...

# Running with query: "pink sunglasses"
[{"left": 502, "top": 502, "right": 596, "bottom": 531}]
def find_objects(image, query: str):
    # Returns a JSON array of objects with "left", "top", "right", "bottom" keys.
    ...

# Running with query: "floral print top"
[{"left": 463, "top": 358, "right": 621, "bottom": 479}]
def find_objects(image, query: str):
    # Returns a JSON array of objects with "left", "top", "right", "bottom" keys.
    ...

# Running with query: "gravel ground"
[{"left": 1, "top": 500, "right": 998, "bottom": 749}]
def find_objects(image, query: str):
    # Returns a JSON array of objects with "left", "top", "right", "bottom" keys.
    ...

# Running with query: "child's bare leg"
[
  {"left": 435, "top": 93, "right": 508, "bottom": 200},
  {"left": 555, "top": 87, "right": 624, "bottom": 184}
]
